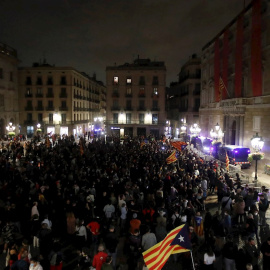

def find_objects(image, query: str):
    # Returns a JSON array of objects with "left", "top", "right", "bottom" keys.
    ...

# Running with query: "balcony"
[
  {"left": 59, "top": 93, "right": 67, "bottom": 98},
  {"left": 46, "top": 106, "right": 55, "bottom": 111},
  {"left": 35, "top": 106, "right": 44, "bottom": 111},
  {"left": 25, "top": 93, "right": 33, "bottom": 98},
  {"left": 46, "top": 93, "right": 54, "bottom": 98},
  {"left": 137, "top": 106, "right": 146, "bottom": 111},
  {"left": 59, "top": 107, "right": 68, "bottom": 111},
  {"left": 125, "top": 94, "right": 132, "bottom": 98},
  {"left": 36, "top": 93, "right": 43, "bottom": 98},
  {"left": 24, "top": 106, "right": 33, "bottom": 111},
  {"left": 151, "top": 107, "right": 160, "bottom": 111},
  {"left": 125, "top": 107, "right": 133, "bottom": 111},
  {"left": 152, "top": 94, "right": 159, "bottom": 98},
  {"left": 138, "top": 93, "right": 145, "bottom": 98},
  {"left": 74, "top": 94, "right": 82, "bottom": 99}
]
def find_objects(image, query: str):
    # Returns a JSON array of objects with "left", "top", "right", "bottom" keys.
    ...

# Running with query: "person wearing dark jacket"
[
  {"left": 104, "top": 225, "right": 118, "bottom": 270},
  {"left": 260, "top": 237, "right": 270, "bottom": 270},
  {"left": 222, "top": 235, "right": 238, "bottom": 270},
  {"left": 11, "top": 253, "right": 29, "bottom": 270}
]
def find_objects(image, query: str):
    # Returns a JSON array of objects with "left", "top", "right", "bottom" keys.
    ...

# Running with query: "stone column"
[{"left": 239, "top": 115, "right": 244, "bottom": 146}]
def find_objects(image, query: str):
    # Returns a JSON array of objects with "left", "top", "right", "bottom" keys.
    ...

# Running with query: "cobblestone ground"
[{"left": 0, "top": 194, "right": 269, "bottom": 270}]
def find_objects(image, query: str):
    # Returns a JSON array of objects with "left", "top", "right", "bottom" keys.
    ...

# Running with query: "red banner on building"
[
  {"left": 235, "top": 14, "right": 243, "bottom": 98},
  {"left": 251, "top": 0, "right": 262, "bottom": 97},
  {"left": 214, "top": 38, "right": 220, "bottom": 102},
  {"left": 222, "top": 30, "right": 229, "bottom": 99}
]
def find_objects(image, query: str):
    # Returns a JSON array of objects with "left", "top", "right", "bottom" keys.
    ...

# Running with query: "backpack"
[{"left": 173, "top": 214, "right": 181, "bottom": 227}]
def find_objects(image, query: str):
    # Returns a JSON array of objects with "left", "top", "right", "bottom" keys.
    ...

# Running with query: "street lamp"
[
  {"left": 210, "top": 123, "right": 224, "bottom": 142},
  {"left": 6, "top": 122, "right": 15, "bottom": 138},
  {"left": 251, "top": 133, "right": 264, "bottom": 184},
  {"left": 190, "top": 123, "right": 201, "bottom": 137}
]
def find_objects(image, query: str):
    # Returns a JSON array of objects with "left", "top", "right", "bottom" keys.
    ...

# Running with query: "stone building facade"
[
  {"left": 18, "top": 63, "right": 105, "bottom": 137},
  {"left": 0, "top": 42, "right": 19, "bottom": 137},
  {"left": 200, "top": 0, "right": 270, "bottom": 162},
  {"left": 106, "top": 58, "right": 166, "bottom": 138},
  {"left": 167, "top": 54, "right": 201, "bottom": 137}
]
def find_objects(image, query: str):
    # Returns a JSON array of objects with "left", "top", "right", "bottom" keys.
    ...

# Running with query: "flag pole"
[{"left": 190, "top": 250, "right": 196, "bottom": 270}]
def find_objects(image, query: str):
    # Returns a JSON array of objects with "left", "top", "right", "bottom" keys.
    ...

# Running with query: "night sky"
[{"left": 0, "top": 0, "right": 251, "bottom": 85}]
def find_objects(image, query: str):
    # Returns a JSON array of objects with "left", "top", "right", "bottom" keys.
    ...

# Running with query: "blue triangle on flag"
[{"left": 170, "top": 224, "right": 191, "bottom": 250}]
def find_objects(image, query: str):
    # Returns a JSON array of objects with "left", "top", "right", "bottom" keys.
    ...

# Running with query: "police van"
[{"left": 218, "top": 145, "right": 251, "bottom": 168}]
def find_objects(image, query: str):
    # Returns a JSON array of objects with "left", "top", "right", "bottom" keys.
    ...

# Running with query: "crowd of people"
[{"left": 0, "top": 134, "right": 269, "bottom": 270}]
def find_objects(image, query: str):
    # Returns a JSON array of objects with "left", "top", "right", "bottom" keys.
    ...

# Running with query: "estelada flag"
[
  {"left": 171, "top": 141, "right": 187, "bottom": 152},
  {"left": 226, "top": 151, "right": 229, "bottom": 172},
  {"left": 143, "top": 224, "right": 191, "bottom": 270},
  {"left": 166, "top": 150, "right": 177, "bottom": 164}
]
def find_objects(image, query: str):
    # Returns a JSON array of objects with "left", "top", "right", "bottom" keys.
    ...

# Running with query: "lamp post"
[
  {"left": 181, "top": 124, "right": 187, "bottom": 141},
  {"left": 251, "top": 133, "right": 264, "bottom": 185},
  {"left": 210, "top": 123, "right": 224, "bottom": 142},
  {"left": 210, "top": 123, "right": 224, "bottom": 157},
  {"left": 190, "top": 123, "right": 201, "bottom": 137},
  {"left": 6, "top": 122, "right": 15, "bottom": 139}
]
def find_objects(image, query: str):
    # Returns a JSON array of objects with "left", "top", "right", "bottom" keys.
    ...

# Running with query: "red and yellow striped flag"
[
  {"left": 166, "top": 150, "right": 177, "bottom": 164},
  {"left": 226, "top": 151, "right": 229, "bottom": 172},
  {"left": 219, "top": 77, "right": 225, "bottom": 101},
  {"left": 171, "top": 141, "right": 187, "bottom": 152},
  {"left": 143, "top": 224, "right": 191, "bottom": 270}
]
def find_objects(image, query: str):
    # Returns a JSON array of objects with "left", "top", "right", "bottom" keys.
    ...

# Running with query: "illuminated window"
[
  {"left": 114, "top": 77, "right": 119, "bottom": 84},
  {"left": 153, "top": 88, "right": 158, "bottom": 95},
  {"left": 126, "top": 77, "right": 132, "bottom": 84},
  {"left": 26, "top": 88, "right": 32, "bottom": 95},
  {"left": 152, "top": 114, "right": 158, "bottom": 124}
]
